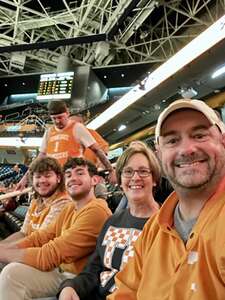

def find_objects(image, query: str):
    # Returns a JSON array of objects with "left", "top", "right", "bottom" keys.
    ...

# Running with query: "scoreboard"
[{"left": 37, "top": 72, "right": 74, "bottom": 100}]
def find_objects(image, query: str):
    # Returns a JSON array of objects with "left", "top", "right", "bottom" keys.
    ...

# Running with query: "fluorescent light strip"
[
  {"left": 212, "top": 65, "right": 225, "bottom": 78},
  {"left": 88, "top": 14, "right": 225, "bottom": 130},
  {"left": 0, "top": 137, "right": 42, "bottom": 148}
]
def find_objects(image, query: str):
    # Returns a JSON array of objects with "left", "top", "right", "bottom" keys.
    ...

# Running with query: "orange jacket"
[
  {"left": 109, "top": 177, "right": 225, "bottom": 300},
  {"left": 17, "top": 198, "right": 112, "bottom": 274}
]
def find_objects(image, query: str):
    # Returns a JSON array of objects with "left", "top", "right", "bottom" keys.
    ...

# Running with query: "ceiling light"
[
  {"left": 87, "top": 14, "right": 225, "bottom": 130},
  {"left": 0, "top": 137, "right": 42, "bottom": 147},
  {"left": 121, "top": 74, "right": 125, "bottom": 78},
  {"left": 180, "top": 87, "right": 198, "bottom": 98},
  {"left": 154, "top": 104, "right": 161, "bottom": 111},
  {"left": 118, "top": 124, "right": 126, "bottom": 131},
  {"left": 104, "top": 75, "right": 107, "bottom": 79},
  {"left": 212, "top": 65, "right": 225, "bottom": 79}
]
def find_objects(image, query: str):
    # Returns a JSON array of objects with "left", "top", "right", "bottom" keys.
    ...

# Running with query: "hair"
[
  {"left": 29, "top": 156, "right": 65, "bottom": 192},
  {"left": 63, "top": 157, "right": 98, "bottom": 177},
  {"left": 116, "top": 144, "right": 161, "bottom": 186},
  {"left": 47, "top": 100, "right": 68, "bottom": 115},
  {"left": 129, "top": 140, "right": 148, "bottom": 149}
]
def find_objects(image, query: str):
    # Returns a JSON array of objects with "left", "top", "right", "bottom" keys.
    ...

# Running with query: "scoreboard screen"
[{"left": 37, "top": 72, "right": 74, "bottom": 100}]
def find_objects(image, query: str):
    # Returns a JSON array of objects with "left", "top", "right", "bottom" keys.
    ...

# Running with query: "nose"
[
  {"left": 178, "top": 137, "right": 197, "bottom": 156},
  {"left": 38, "top": 175, "right": 46, "bottom": 182},
  {"left": 131, "top": 170, "right": 142, "bottom": 179}
]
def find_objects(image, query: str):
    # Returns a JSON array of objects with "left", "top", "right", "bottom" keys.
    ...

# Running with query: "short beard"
[
  {"left": 35, "top": 185, "right": 58, "bottom": 199},
  {"left": 70, "top": 191, "right": 89, "bottom": 202},
  {"left": 166, "top": 165, "right": 218, "bottom": 192}
]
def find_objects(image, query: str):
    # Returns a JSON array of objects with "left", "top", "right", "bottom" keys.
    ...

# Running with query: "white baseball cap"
[{"left": 155, "top": 98, "right": 225, "bottom": 142}]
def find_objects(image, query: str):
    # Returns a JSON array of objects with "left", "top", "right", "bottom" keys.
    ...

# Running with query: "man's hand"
[
  {"left": 59, "top": 287, "right": 80, "bottom": 300},
  {"left": 0, "top": 244, "right": 10, "bottom": 262},
  {"left": 0, "top": 244, "right": 23, "bottom": 263},
  {"left": 16, "top": 173, "right": 28, "bottom": 191}
]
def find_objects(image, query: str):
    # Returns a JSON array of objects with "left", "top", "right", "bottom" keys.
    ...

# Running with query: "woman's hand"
[{"left": 58, "top": 287, "right": 80, "bottom": 300}]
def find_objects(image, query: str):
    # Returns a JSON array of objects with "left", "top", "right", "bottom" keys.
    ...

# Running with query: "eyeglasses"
[{"left": 122, "top": 168, "right": 152, "bottom": 178}]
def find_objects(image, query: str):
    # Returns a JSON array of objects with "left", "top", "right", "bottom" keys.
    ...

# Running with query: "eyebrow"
[
  {"left": 161, "top": 125, "right": 211, "bottom": 137},
  {"left": 65, "top": 167, "right": 85, "bottom": 173}
]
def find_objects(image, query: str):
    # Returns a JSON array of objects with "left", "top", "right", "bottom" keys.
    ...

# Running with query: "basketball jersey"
[{"left": 46, "top": 122, "right": 83, "bottom": 166}]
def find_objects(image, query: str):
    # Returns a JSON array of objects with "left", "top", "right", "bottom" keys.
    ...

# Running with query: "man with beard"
[
  {"left": 108, "top": 99, "right": 225, "bottom": 300},
  {"left": 0, "top": 157, "right": 111, "bottom": 300},
  {"left": 0, "top": 156, "right": 71, "bottom": 245},
  {"left": 17, "top": 100, "right": 116, "bottom": 190}
]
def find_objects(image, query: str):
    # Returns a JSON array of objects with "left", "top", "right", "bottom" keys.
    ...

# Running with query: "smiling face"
[
  {"left": 121, "top": 152, "right": 155, "bottom": 204},
  {"left": 157, "top": 109, "right": 225, "bottom": 190},
  {"left": 32, "top": 170, "right": 60, "bottom": 198},
  {"left": 64, "top": 165, "right": 96, "bottom": 201},
  {"left": 50, "top": 111, "right": 69, "bottom": 129}
]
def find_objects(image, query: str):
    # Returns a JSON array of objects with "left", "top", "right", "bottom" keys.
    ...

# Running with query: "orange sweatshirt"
[
  {"left": 17, "top": 198, "right": 111, "bottom": 274},
  {"left": 108, "top": 177, "right": 225, "bottom": 300},
  {"left": 21, "top": 190, "right": 72, "bottom": 235}
]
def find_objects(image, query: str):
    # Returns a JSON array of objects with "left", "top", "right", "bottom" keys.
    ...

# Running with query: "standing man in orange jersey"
[
  {"left": 17, "top": 100, "right": 116, "bottom": 189},
  {"left": 70, "top": 114, "right": 109, "bottom": 168}
]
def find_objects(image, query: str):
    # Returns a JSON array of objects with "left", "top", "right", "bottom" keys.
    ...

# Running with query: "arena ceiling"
[
  {"left": 0, "top": 0, "right": 223, "bottom": 74},
  {"left": 0, "top": 0, "right": 224, "bottom": 146}
]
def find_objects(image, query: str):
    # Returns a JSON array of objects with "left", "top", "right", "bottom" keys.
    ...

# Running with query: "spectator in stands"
[
  {"left": 17, "top": 100, "right": 116, "bottom": 190},
  {"left": 57, "top": 144, "right": 160, "bottom": 300},
  {"left": 0, "top": 157, "right": 111, "bottom": 300},
  {"left": 70, "top": 114, "right": 109, "bottom": 168},
  {"left": 0, "top": 156, "right": 72, "bottom": 245},
  {"left": 70, "top": 114, "right": 109, "bottom": 200},
  {"left": 108, "top": 99, "right": 225, "bottom": 300},
  {"left": 115, "top": 139, "right": 173, "bottom": 213}
]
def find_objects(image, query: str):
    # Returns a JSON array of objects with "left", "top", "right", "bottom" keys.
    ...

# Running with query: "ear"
[
  {"left": 91, "top": 175, "right": 100, "bottom": 186},
  {"left": 155, "top": 143, "right": 162, "bottom": 161},
  {"left": 56, "top": 175, "right": 61, "bottom": 183}
]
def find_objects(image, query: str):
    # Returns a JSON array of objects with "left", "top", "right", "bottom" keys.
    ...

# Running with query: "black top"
[{"left": 58, "top": 209, "right": 148, "bottom": 300}]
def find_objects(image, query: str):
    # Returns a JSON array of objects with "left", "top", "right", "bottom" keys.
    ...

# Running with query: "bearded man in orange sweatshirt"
[
  {"left": 109, "top": 99, "right": 225, "bottom": 300},
  {"left": 0, "top": 157, "right": 111, "bottom": 300}
]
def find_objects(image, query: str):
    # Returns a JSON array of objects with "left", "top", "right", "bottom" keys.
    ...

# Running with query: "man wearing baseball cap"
[
  {"left": 108, "top": 99, "right": 225, "bottom": 300},
  {"left": 17, "top": 100, "right": 116, "bottom": 189}
]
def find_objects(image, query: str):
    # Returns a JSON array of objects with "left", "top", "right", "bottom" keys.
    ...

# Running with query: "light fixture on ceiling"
[
  {"left": 179, "top": 87, "right": 198, "bottom": 98},
  {"left": 154, "top": 104, "right": 161, "bottom": 111},
  {"left": 87, "top": 14, "right": 225, "bottom": 130},
  {"left": 0, "top": 137, "right": 42, "bottom": 147},
  {"left": 118, "top": 124, "right": 126, "bottom": 131},
  {"left": 211, "top": 64, "right": 225, "bottom": 79}
]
